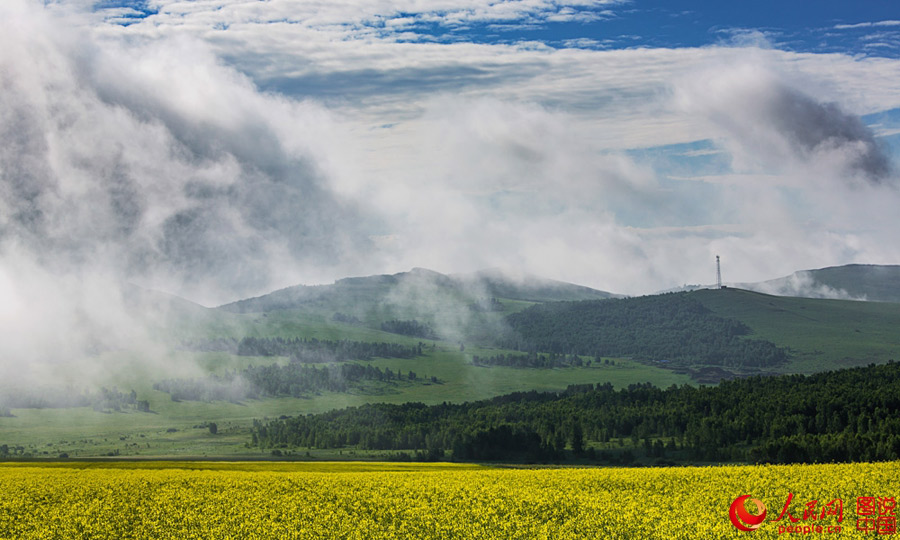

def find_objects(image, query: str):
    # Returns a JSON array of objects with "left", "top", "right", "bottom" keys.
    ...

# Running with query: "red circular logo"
[{"left": 729, "top": 495, "right": 767, "bottom": 532}]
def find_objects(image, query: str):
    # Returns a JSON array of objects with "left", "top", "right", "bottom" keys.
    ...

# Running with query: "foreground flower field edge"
[{"left": 0, "top": 461, "right": 897, "bottom": 539}]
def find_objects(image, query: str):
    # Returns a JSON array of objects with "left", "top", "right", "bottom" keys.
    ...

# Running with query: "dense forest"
[
  {"left": 472, "top": 352, "right": 597, "bottom": 369},
  {"left": 155, "top": 362, "right": 438, "bottom": 402},
  {"left": 184, "top": 337, "right": 423, "bottom": 363},
  {"left": 505, "top": 293, "right": 788, "bottom": 368},
  {"left": 251, "top": 362, "right": 900, "bottom": 464},
  {"left": 380, "top": 320, "right": 439, "bottom": 340}
]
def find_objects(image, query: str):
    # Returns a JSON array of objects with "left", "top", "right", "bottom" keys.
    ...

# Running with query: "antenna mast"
[{"left": 716, "top": 255, "right": 722, "bottom": 290}]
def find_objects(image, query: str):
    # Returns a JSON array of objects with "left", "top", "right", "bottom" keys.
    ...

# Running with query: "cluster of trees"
[
  {"left": 0, "top": 386, "right": 149, "bottom": 413},
  {"left": 90, "top": 388, "right": 150, "bottom": 413},
  {"left": 155, "top": 362, "right": 438, "bottom": 402},
  {"left": 331, "top": 312, "right": 362, "bottom": 324},
  {"left": 251, "top": 362, "right": 900, "bottom": 464},
  {"left": 153, "top": 377, "right": 249, "bottom": 403},
  {"left": 505, "top": 293, "right": 788, "bottom": 369},
  {"left": 380, "top": 320, "right": 439, "bottom": 340},
  {"left": 0, "top": 444, "right": 26, "bottom": 457},
  {"left": 472, "top": 352, "right": 595, "bottom": 369},
  {"left": 184, "top": 337, "right": 423, "bottom": 363}
]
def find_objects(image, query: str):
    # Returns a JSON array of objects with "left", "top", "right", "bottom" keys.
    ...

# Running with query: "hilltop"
[
  {"left": 212, "top": 268, "right": 617, "bottom": 345},
  {"left": 209, "top": 267, "right": 900, "bottom": 378},
  {"left": 218, "top": 267, "right": 616, "bottom": 313},
  {"left": 742, "top": 264, "right": 900, "bottom": 303}
]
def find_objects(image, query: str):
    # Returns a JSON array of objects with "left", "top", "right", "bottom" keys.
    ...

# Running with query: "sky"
[{"left": 2, "top": 0, "right": 900, "bottom": 319}]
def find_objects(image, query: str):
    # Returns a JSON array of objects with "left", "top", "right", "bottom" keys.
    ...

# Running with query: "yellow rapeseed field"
[{"left": 0, "top": 461, "right": 897, "bottom": 539}]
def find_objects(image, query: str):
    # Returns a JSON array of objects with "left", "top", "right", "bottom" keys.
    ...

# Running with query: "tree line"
[
  {"left": 0, "top": 386, "right": 149, "bottom": 413},
  {"left": 504, "top": 293, "right": 788, "bottom": 369},
  {"left": 250, "top": 362, "right": 900, "bottom": 464},
  {"left": 472, "top": 352, "right": 597, "bottom": 369},
  {"left": 184, "top": 337, "right": 423, "bottom": 363},
  {"left": 380, "top": 320, "right": 439, "bottom": 340},
  {"left": 154, "top": 362, "right": 439, "bottom": 402}
]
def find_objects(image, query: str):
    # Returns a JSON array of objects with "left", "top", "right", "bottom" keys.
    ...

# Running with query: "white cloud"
[
  {"left": 95, "top": 11, "right": 900, "bottom": 154},
  {"left": 122, "top": 0, "right": 626, "bottom": 36},
  {"left": 561, "top": 37, "right": 608, "bottom": 49},
  {"left": 81, "top": 1, "right": 900, "bottom": 296},
  {"left": 834, "top": 20, "right": 900, "bottom": 30},
  {"left": 676, "top": 59, "right": 892, "bottom": 184},
  {"left": 0, "top": 0, "right": 390, "bottom": 387},
  {"left": 9, "top": 2, "right": 900, "bottom": 284},
  {"left": 4, "top": 0, "right": 900, "bottom": 389},
  {"left": 2, "top": 2, "right": 383, "bottom": 303},
  {"left": 742, "top": 268, "right": 876, "bottom": 301}
]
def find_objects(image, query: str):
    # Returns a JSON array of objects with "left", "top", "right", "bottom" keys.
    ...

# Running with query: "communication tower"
[{"left": 716, "top": 255, "right": 722, "bottom": 290}]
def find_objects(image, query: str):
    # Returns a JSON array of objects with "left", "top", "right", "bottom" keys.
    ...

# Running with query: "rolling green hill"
[
  {"left": 212, "top": 268, "right": 616, "bottom": 345},
  {"left": 505, "top": 292, "right": 788, "bottom": 370},
  {"left": 107, "top": 275, "right": 900, "bottom": 387},
  {"left": 692, "top": 287, "right": 900, "bottom": 373},
  {"left": 218, "top": 268, "right": 614, "bottom": 313},
  {"left": 503, "top": 287, "right": 900, "bottom": 379},
  {"left": 6, "top": 270, "right": 900, "bottom": 459},
  {"left": 745, "top": 264, "right": 900, "bottom": 302},
  {"left": 0, "top": 272, "right": 667, "bottom": 459},
  {"left": 181, "top": 275, "right": 900, "bottom": 382}
]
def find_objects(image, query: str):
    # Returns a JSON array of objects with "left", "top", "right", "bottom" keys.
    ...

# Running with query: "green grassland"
[
  {"left": 6, "top": 272, "right": 900, "bottom": 460},
  {"left": 693, "top": 288, "right": 900, "bottom": 373},
  {"left": 752, "top": 263, "right": 900, "bottom": 302},
  {"left": 1, "top": 329, "right": 689, "bottom": 458}
]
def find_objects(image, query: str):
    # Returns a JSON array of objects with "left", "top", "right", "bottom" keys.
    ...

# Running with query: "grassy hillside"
[
  {"left": 746, "top": 264, "right": 900, "bottom": 302},
  {"left": 253, "top": 362, "right": 900, "bottom": 465},
  {"left": 692, "top": 287, "right": 900, "bottom": 373},
  {"left": 216, "top": 268, "right": 613, "bottom": 346},
  {"left": 505, "top": 293, "right": 787, "bottom": 371},
  {"left": 0, "top": 349, "right": 688, "bottom": 458},
  {"left": 502, "top": 287, "right": 900, "bottom": 378},
  {"left": 220, "top": 268, "right": 615, "bottom": 313},
  {"left": 461, "top": 268, "right": 621, "bottom": 302},
  {"left": 7, "top": 272, "right": 900, "bottom": 459},
  {"left": 1, "top": 289, "right": 689, "bottom": 458}
]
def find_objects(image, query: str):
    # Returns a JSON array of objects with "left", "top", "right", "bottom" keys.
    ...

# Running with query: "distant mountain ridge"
[
  {"left": 458, "top": 268, "right": 622, "bottom": 303},
  {"left": 214, "top": 263, "right": 900, "bottom": 319},
  {"left": 218, "top": 268, "right": 617, "bottom": 313},
  {"left": 742, "top": 264, "right": 900, "bottom": 303},
  {"left": 657, "top": 264, "right": 900, "bottom": 303}
]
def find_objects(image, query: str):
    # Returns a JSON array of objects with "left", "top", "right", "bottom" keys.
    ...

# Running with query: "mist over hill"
[
  {"left": 218, "top": 268, "right": 617, "bottom": 314},
  {"left": 742, "top": 264, "right": 900, "bottom": 302},
  {"left": 660, "top": 264, "right": 900, "bottom": 303}
]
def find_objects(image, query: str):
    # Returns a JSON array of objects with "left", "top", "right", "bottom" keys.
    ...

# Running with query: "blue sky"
[
  {"left": 94, "top": 0, "right": 900, "bottom": 57},
  {"left": 2, "top": 0, "right": 900, "bottom": 305},
  {"left": 421, "top": 1, "right": 900, "bottom": 60}
]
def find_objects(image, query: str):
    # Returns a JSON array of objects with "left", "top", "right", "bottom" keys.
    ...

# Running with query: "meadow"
[
  {"left": 1, "top": 461, "right": 897, "bottom": 539},
  {"left": 5, "top": 285, "right": 900, "bottom": 460},
  {"left": 694, "top": 288, "right": 900, "bottom": 373},
  {"left": 0, "top": 347, "right": 686, "bottom": 459}
]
